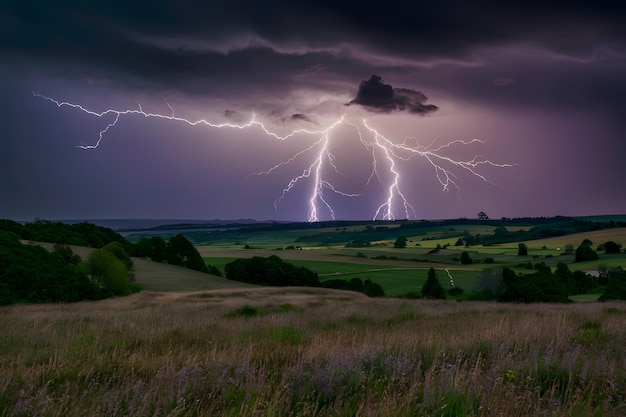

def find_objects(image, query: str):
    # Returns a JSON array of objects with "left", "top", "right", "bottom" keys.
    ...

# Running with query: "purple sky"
[{"left": 1, "top": 2, "right": 625, "bottom": 221}]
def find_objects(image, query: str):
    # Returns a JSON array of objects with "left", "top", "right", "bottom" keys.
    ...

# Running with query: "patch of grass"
[
  {"left": 572, "top": 320, "right": 609, "bottom": 348},
  {"left": 228, "top": 304, "right": 265, "bottom": 318},
  {"left": 266, "top": 326, "right": 306, "bottom": 345}
]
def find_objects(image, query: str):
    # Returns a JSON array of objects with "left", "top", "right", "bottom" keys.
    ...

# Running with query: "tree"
[
  {"left": 575, "top": 240, "right": 599, "bottom": 262},
  {"left": 52, "top": 243, "right": 82, "bottom": 265},
  {"left": 493, "top": 226, "right": 508, "bottom": 238},
  {"left": 421, "top": 268, "right": 446, "bottom": 299},
  {"left": 478, "top": 211, "right": 489, "bottom": 220},
  {"left": 167, "top": 234, "right": 208, "bottom": 272},
  {"left": 394, "top": 236, "right": 408, "bottom": 248},
  {"left": 518, "top": 243, "right": 528, "bottom": 256},
  {"left": 599, "top": 267, "right": 626, "bottom": 301},
  {"left": 554, "top": 262, "right": 577, "bottom": 294},
  {"left": 102, "top": 242, "right": 133, "bottom": 269},
  {"left": 604, "top": 241, "right": 621, "bottom": 254},
  {"left": 460, "top": 251, "right": 473, "bottom": 264},
  {"left": 86, "top": 250, "right": 130, "bottom": 296},
  {"left": 150, "top": 236, "right": 168, "bottom": 263}
]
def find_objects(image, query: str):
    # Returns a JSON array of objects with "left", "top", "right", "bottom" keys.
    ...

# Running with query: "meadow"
[{"left": 2, "top": 288, "right": 626, "bottom": 416}]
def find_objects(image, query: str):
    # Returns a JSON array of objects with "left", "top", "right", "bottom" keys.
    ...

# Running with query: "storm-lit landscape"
[{"left": 2, "top": 2, "right": 626, "bottom": 416}]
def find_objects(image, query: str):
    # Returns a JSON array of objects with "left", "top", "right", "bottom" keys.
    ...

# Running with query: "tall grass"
[{"left": 1, "top": 289, "right": 625, "bottom": 416}]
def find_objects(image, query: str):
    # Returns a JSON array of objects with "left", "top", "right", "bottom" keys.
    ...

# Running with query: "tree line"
[
  {"left": 224, "top": 255, "right": 385, "bottom": 297},
  {"left": 0, "top": 231, "right": 138, "bottom": 305}
]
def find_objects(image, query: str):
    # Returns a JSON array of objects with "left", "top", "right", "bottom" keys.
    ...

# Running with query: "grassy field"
[{"left": 2, "top": 288, "right": 625, "bottom": 416}]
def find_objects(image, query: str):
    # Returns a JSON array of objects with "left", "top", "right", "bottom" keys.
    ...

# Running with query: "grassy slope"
[{"left": 132, "top": 258, "right": 255, "bottom": 292}]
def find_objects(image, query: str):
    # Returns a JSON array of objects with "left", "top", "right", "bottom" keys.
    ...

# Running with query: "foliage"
[
  {"left": 86, "top": 250, "right": 130, "bottom": 296},
  {"left": 498, "top": 265, "right": 571, "bottom": 303},
  {"left": 575, "top": 240, "right": 599, "bottom": 262},
  {"left": 52, "top": 243, "right": 82, "bottom": 265},
  {"left": 0, "top": 232, "right": 103, "bottom": 304},
  {"left": 102, "top": 241, "right": 134, "bottom": 269},
  {"left": 225, "top": 255, "right": 320, "bottom": 287},
  {"left": 135, "top": 234, "right": 208, "bottom": 272},
  {"left": 518, "top": 242, "right": 528, "bottom": 256},
  {"left": 599, "top": 267, "right": 626, "bottom": 301},
  {"left": 460, "top": 251, "right": 473, "bottom": 264},
  {"left": 604, "top": 240, "right": 621, "bottom": 254},
  {"left": 554, "top": 262, "right": 597, "bottom": 295},
  {"left": 393, "top": 236, "right": 408, "bottom": 248},
  {"left": 322, "top": 277, "right": 385, "bottom": 297},
  {"left": 421, "top": 268, "right": 446, "bottom": 299},
  {"left": 2, "top": 219, "right": 128, "bottom": 249},
  {"left": 167, "top": 234, "right": 209, "bottom": 272}
]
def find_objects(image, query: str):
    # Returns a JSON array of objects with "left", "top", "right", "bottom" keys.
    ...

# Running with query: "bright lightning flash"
[{"left": 34, "top": 92, "right": 513, "bottom": 222}]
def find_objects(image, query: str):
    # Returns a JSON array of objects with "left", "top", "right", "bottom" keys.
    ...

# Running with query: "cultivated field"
[{"left": 1, "top": 288, "right": 625, "bottom": 416}]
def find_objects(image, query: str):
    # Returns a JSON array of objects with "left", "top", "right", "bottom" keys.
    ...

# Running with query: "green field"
[{"left": 194, "top": 221, "right": 626, "bottom": 299}]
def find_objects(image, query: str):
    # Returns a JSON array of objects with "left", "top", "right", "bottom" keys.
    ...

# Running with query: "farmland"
[{"left": 180, "top": 217, "right": 626, "bottom": 299}]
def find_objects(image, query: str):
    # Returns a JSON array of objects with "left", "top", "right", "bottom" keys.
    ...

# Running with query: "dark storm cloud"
[
  {"left": 1, "top": 1, "right": 625, "bottom": 100},
  {"left": 347, "top": 75, "right": 438, "bottom": 115}
]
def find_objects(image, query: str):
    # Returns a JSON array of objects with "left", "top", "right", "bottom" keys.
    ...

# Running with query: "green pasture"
[{"left": 204, "top": 255, "right": 481, "bottom": 296}]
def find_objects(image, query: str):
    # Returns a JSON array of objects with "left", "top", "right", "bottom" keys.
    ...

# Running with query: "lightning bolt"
[{"left": 34, "top": 92, "right": 514, "bottom": 222}]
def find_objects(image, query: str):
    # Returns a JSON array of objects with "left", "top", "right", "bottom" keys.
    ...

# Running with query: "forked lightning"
[{"left": 34, "top": 92, "right": 513, "bottom": 222}]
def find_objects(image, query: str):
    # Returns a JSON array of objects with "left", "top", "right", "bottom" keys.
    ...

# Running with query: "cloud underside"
[{"left": 347, "top": 75, "right": 438, "bottom": 115}]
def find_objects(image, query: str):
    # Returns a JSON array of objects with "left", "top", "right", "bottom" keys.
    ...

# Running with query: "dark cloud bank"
[{"left": 0, "top": 1, "right": 625, "bottom": 220}]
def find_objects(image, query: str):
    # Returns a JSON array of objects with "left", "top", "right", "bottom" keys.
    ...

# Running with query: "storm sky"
[{"left": 1, "top": 1, "right": 625, "bottom": 221}]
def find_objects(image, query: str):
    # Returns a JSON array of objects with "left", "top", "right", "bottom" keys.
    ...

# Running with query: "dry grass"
[
  {"left": 528, "top": 227, "right": 626, "bottom": 250},
  {"left": 2, "top": 289, "right": 626, "bottom": 416}
]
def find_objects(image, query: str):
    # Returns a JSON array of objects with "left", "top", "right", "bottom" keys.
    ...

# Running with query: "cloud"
[
  {"left": 347, "top": 75, "right": 438, "bottom": 115},
  {"left": 291, "top": 113, "right": 318, "bottom": 125}
]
